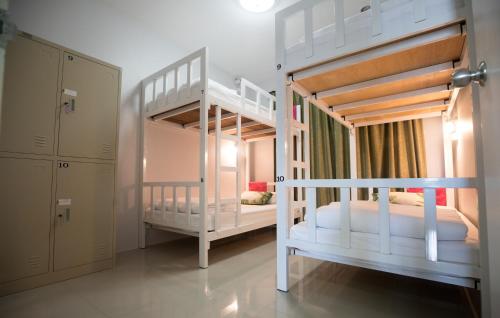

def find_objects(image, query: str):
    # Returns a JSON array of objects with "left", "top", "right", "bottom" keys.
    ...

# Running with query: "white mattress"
[
  {"left": 175, "top": 79, "right": 272, "bottom": 120},
  {"left": 291, "top": 212, "right": 479, "bottom": 265},
  {"left": 146, "top": 203, "right": 277, "bottom": 232},
  {"left": 306, "top": 200, "right": 468, "bottom": 241}
]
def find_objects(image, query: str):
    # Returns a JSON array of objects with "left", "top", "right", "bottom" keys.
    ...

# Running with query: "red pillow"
[
  {"left": 407, "top": 188, "right": 447, "bottom": 206},
  {"left": 249, "top": 182, "right": 267, "bottom": 192}
]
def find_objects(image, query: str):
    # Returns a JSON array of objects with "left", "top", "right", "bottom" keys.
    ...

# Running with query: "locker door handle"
[
  {"left": 65, "top": 208, "right": 71, "bottom": 222},
  {"left": 64, "top": 99, "right": 76, "bottom": 113}
]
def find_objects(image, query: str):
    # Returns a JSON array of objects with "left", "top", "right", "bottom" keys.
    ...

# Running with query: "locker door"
[
  {"left": 0, "top": 157, "right": 52, "bottom": 283},
  {"left": 54, "top": 161, "right": 114, "bottom": 271},
  {"left": 58, "top": 53, "right": 119, "bottom": 160},
  {"left": 0, "top": 35, "right": 59, "bottom": 154}
]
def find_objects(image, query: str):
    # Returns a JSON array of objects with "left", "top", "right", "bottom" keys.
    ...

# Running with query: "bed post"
[
  {"left": 276, "top": 11, "right": 290, "bottom": 292},
  {"left": 138, "top": 82, "right": 147, "bottom": 249},
  {"left": 442, "top": 113, "right": 456, "bottom": 207},
  {"left": 245, "top": 142, "right": 250, "bottom": 191},
  {"left": 349, "top": 127, "right": 358, "bottom": 200},
  {"left": 199, "top": 47, "right": 209, "bottom": 268}
]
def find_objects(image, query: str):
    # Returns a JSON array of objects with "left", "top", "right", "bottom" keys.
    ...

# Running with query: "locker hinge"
[{"left": 0, "top": 9, "right": 17, "bottom": 49}]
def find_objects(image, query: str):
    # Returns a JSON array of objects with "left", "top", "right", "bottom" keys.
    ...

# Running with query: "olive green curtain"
[
  {"left": 298, "top": 92, "right": 350, "bottom": 206},
  {"left": 356, "top": 119, "right": 427, "bottom": 199}
]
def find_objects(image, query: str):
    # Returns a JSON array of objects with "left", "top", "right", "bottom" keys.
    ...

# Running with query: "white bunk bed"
[
  {"left": 139, "top": 48, "right": 297, "bottom": 268},
  {"left": 275, "top": 0, "right": 481, "bottom": 290}
]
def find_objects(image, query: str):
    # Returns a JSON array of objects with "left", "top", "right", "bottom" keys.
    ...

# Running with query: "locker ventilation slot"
[
  {"left": 101, "top": 144, "right": 112, "bottom": 155},
  {"left": 95, "top": 244, "right": 107, "bottom": 258},
  {"left": 33, "top": 135, "right": 48, "bottom": 148},
  {"left": 27, "top": 255, "right": 42, "bottom": 271}
]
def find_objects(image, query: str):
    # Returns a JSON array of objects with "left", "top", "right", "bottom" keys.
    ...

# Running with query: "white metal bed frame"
[
  {"left": 138, "top": 47, "right": 285, "bottom": 268},
  {"left": 275, "top": 0, "right": 480, "bottom": 291}
]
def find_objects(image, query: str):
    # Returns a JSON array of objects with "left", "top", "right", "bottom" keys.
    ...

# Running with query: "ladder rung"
[
  {"left": 292, "top": 121, "right": 308, "bottom": 132},
  {"left": 221, "top": 166, "right": 237, "bottom": 172},
  {"left": 292, "top": 161, "right": 307, "bottom": 169}
]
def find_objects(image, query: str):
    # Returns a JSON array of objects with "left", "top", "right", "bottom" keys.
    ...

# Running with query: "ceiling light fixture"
[{"left": 239, "top": 0, "right": 276, "bottom": 13}]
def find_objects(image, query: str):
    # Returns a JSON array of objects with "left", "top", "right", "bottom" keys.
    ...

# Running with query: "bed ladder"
[
  {"left": 287, "top": 87, "right": 310, "bottom": 223},
  {"left": 215, "top": 105, "right": 242, "bottom": 231}
]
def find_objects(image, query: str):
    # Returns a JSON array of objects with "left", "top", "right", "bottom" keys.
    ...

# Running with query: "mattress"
[
  {"left": 146, "top": 203, "right": 277, "bottom": 231},
  {"left": 306, "top": 200, "right": 468, "bottom": 241},
  {"left": 175, "top": 78, "right": 271, "bottom": 119},
  {"left": 291, "top": 212, "right": 479, "bottom": 265}
]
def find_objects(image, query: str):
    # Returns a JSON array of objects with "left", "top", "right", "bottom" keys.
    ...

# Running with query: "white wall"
[
  {"left": 422, "top": 117, "right": 445, "bottom": 178},
  {"left": 10, "top": 0, "right": 235, "bottom": 252},
  {"left": 249, "top": 139, "right": 275, "bottom": 183}
]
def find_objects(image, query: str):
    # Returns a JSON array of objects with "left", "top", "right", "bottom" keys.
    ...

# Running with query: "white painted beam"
[
  {"left": 349, "top": 129, "right": 357, "bottom": 200},
  {"left": 442, "top": 114, "right": 456, "bottom": 207},
  {"left": 446, "top": 87, "right": 461, "bottom": 117},
  {"left": 290, "top": 81, "right": 352, "bottom": 128}
]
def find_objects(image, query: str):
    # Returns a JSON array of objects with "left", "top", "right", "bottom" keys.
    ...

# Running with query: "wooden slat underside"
[
  {"left": 337, "top": 90, "right": 451, "bottom": 116},
  {"left": 296, "top": 34, "right": 465, "bottom": 93},
  {"left": 323, "top": 68, "right": 453, "bottom": 106},
  {"left": 350, "top": 105, "right": 448, "bottom": 123},
  {"left": 160, "top": 103, "right": 275, "bottom": 136},
  {"left": 293, "top": 28, "right": 467, "bottom": 127}
]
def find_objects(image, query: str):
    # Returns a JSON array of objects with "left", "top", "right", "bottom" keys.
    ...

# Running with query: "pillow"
[
  {"left": 249, "top": 182, "right": 267, "bottom": 192},
  {"left": 269, "top": 192, "right": 277, "bottom": 204},
  {"left": 389, "top": 191, "right": 424, "bottom": 206},
  {"left": 241, "top": 191, "right": 272, "bottom": 205},
  {"left": 407, "top": 188, "right": 447, "bottom": 206}
]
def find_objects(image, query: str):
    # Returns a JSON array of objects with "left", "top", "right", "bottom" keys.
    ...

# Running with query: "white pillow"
[
  {"left": 241, "top": 191, "right": 272, "bottom": 205},
  {"left": 269, "top": 192, "right": 277, "bottom": 204},
  {"left": 389, "top": 191, "right": 424, "bottom": 206}
]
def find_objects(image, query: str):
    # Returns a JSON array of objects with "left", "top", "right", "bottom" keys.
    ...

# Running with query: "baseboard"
[{"left": 0, "top": 259, "right": 113, "bottom": 297}]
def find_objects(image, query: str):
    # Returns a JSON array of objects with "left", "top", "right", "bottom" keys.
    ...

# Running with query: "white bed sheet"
[
  {"left": 291, "top": 212, "right": 479, "bottom": 265},
  {"left": 306, "top": 200, "right": 468, "bottom": 241}
]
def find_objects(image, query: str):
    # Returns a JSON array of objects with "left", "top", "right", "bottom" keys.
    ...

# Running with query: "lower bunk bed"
[
  {"left": 143, "top": 182, "right": 302, "bottom": 265},
  {"left": 278, "top": 179, "right": 481, "bottom": 290},
  {"left": 291, "top": 200, "right": 479, "bottom": 266}
]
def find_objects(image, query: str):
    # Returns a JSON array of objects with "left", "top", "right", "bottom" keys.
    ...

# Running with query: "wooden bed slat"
[
  {"left": 337, "top": 90, "right": 451, "bottom": 116},
  {"left": 296, "top": 34, "right": 465, "bottom": 93},
  {"left": 322, "top": 68, "right": 453, "bottom": 106},
  {"left": 350, "top": 104, "right": 448, "bottom": 124}
]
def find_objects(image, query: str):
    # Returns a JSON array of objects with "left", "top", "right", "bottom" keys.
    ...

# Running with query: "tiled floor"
[{"left": 0, "top": 229, "right": 478, "bottom": 317}]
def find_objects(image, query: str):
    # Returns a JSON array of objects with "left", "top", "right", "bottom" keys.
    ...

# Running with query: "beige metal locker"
[
  {"left": 53, "top": 161, "right": 114, "bottom": 271},
  {"left": 0, "top": 157, "right": 52, "bottom": 283},
  {"left": 58, "top": 53, "right": 119, "bottom": 160},
  {"left": 0, "top": 35, "right": 60, "bottom": 154}
]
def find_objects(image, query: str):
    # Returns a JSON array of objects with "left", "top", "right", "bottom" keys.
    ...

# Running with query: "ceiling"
[{"left": 100, "top": 0, "right": 371, "bottom": 90}]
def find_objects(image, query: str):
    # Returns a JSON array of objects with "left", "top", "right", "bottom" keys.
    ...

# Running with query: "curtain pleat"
[
  {"left": 356, "top": 120, "right": 427, "bottom": 199},
  {"left": 306, "top": 93, "right": 350, "bottom": 206}
]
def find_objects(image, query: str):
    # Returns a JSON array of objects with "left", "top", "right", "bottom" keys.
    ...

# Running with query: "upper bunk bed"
[
  {"left": 141, "top": 48, "right": 276, "bottom": 142},
  {"left": 274, "top": 0, "right": 480, "bottom": 291},
  {"left": 276, "top": 0, "right": 467, "bottom": 126},
  {"left": 138, "top": 47, "right": 285, "bottom": 269}
]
